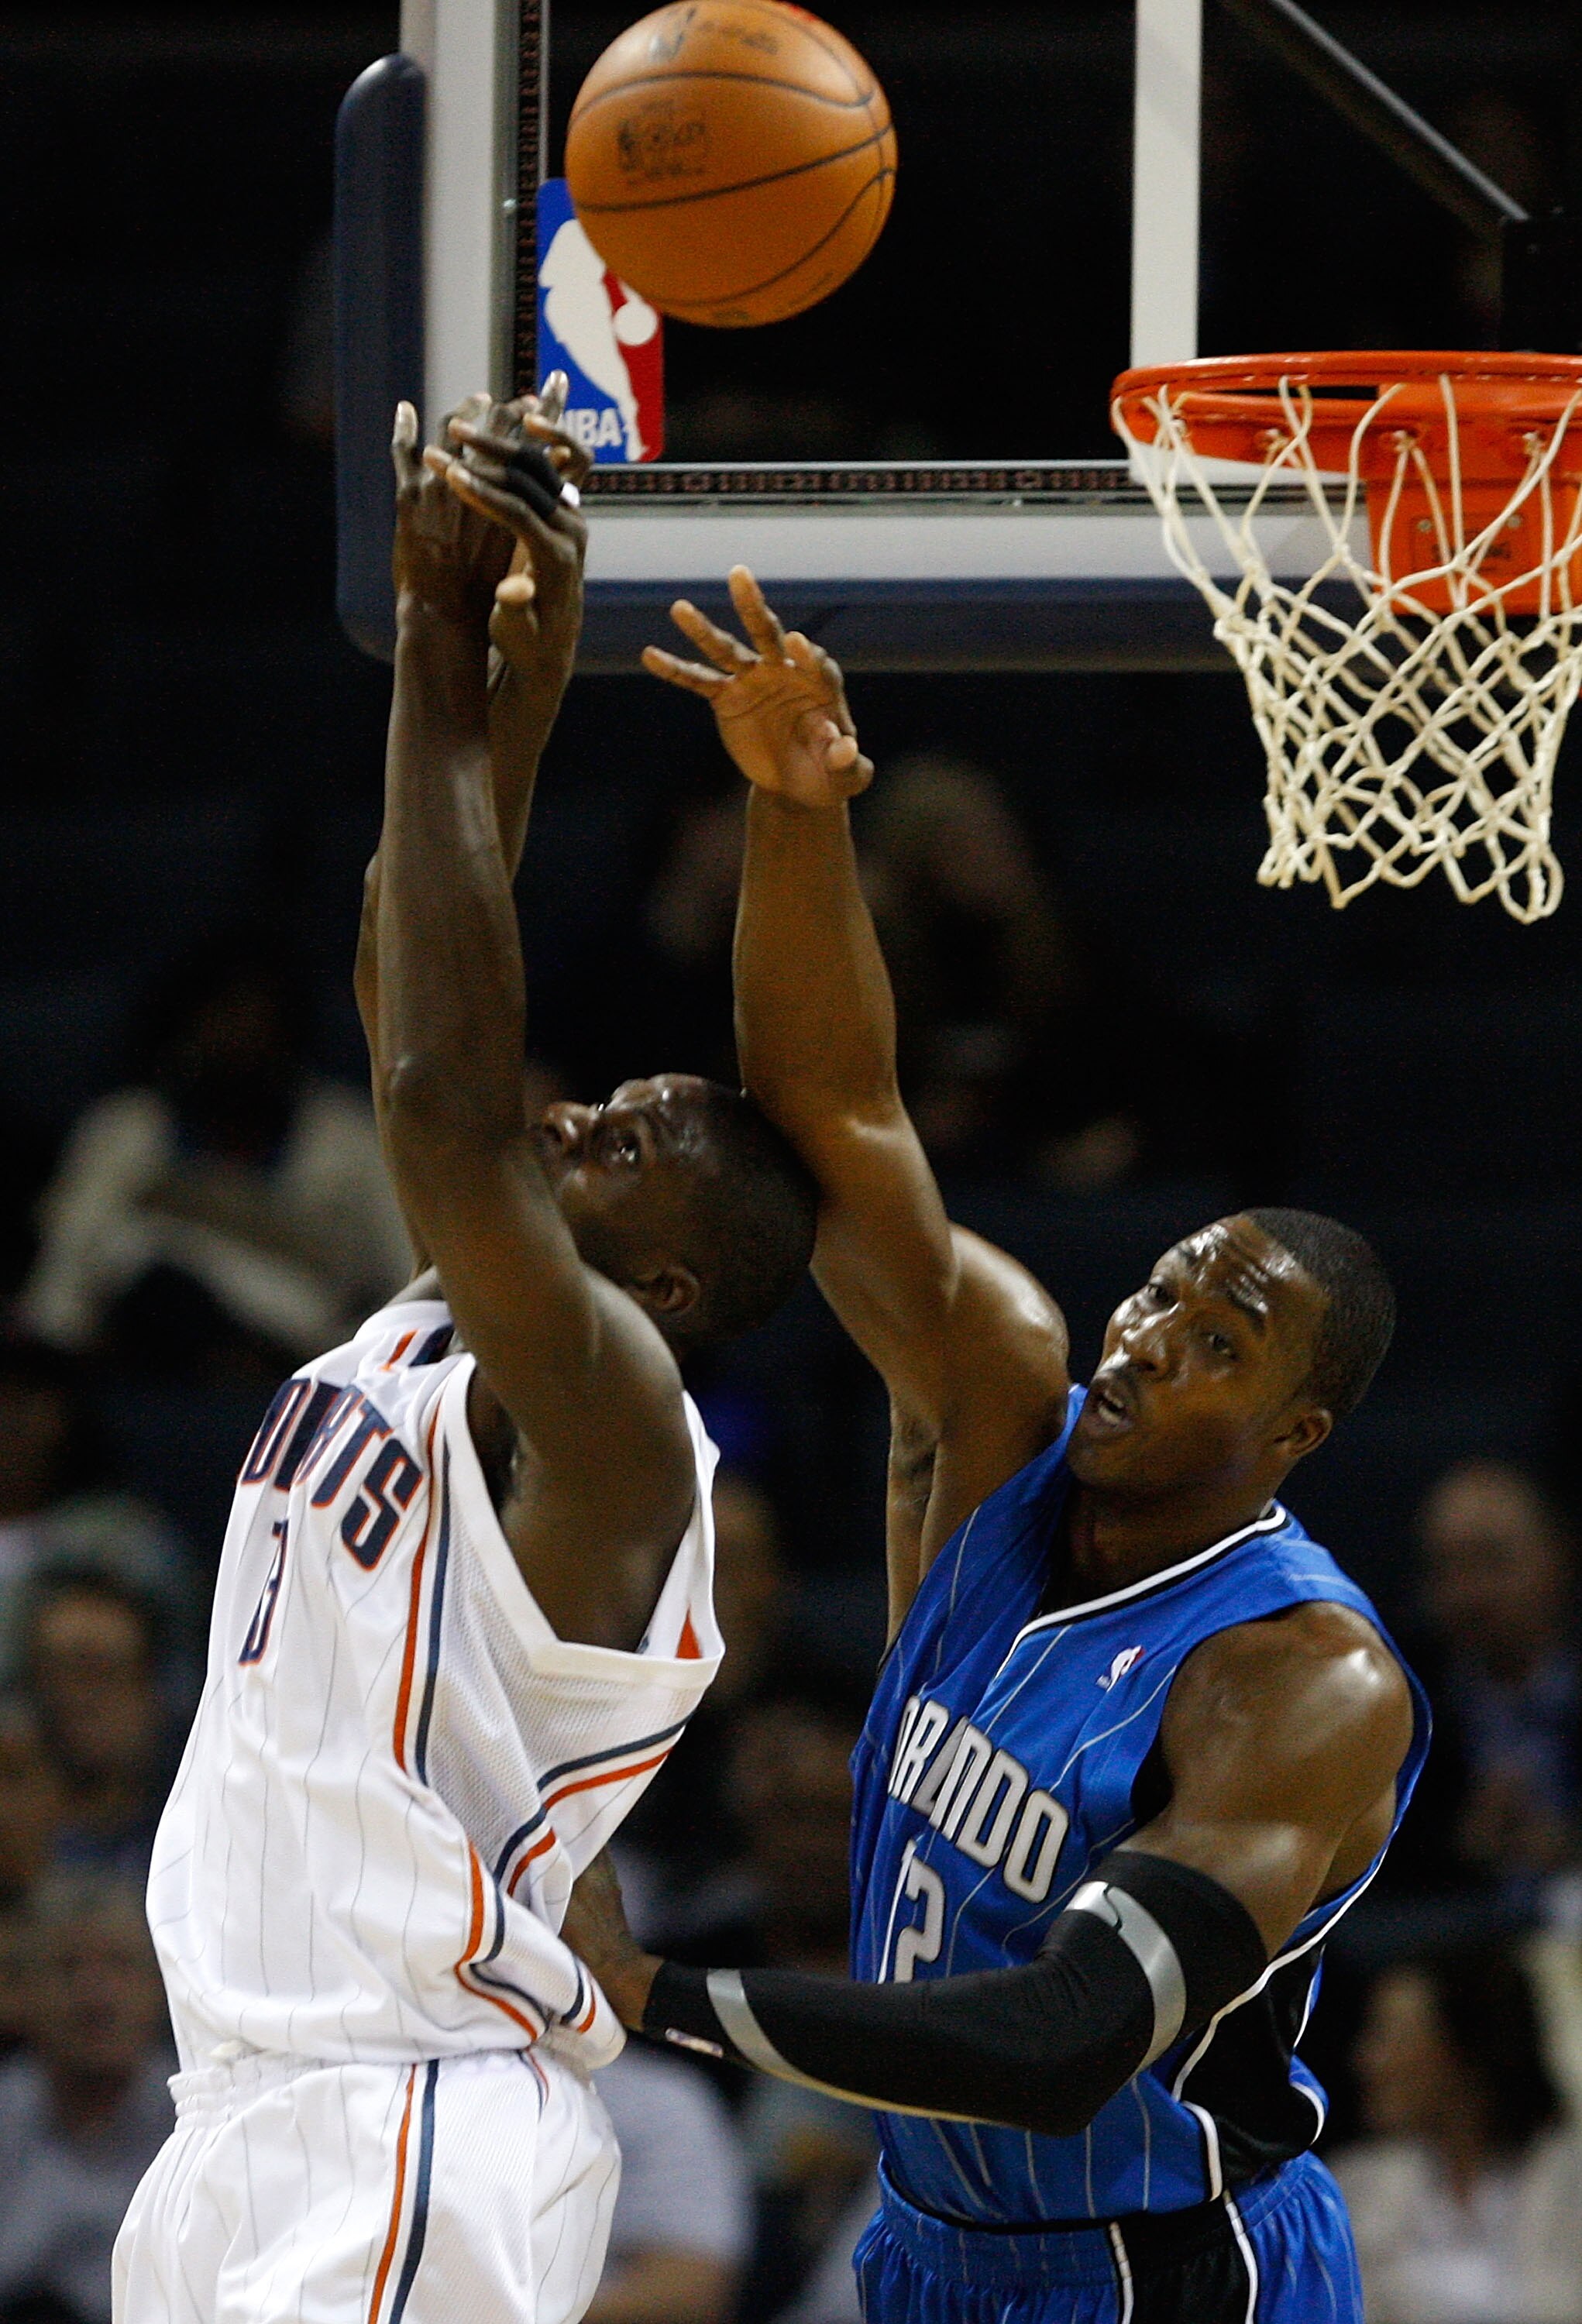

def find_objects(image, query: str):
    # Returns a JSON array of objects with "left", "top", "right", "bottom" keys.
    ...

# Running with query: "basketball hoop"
[{"left": 1111, "top": 351, "right": 1582, "bottom": 921}]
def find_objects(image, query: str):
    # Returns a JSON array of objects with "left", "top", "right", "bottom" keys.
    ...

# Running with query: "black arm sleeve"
[{"left": 641, "top": 1851, "right": 1266, "bottom": 2138}]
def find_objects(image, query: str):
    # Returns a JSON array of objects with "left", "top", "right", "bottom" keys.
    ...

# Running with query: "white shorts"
[{"left": 113, "top": 2045, "right": 619, "bottom": 2324}]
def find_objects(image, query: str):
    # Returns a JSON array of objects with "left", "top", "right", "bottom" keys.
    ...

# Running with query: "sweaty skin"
[{"left": 567, "top": 569, "right": 1415, "bottom": 2002}]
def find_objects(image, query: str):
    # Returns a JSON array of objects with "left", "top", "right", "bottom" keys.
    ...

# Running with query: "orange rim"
[{"left": 1113, "top": 349, "right": 1582, "bottom": 478}]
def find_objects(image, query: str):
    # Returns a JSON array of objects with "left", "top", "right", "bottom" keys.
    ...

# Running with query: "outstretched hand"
[
  {"left": 644, "top": 566, "right": 874, "bottom": 807},
  {"left": 423, "top": 375, "right": 591, "bottom": 679},
  {"left": 391, "top": 393, "right": 516, "bottom": 633}
]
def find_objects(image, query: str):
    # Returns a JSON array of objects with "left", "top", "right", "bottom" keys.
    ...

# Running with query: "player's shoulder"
[
  {"left": 297, "top": 1277, "right": 457, "bottom": 1398},
  {"left": 1174, "top": 1596, "right": 1412, "bottom": 1749}
]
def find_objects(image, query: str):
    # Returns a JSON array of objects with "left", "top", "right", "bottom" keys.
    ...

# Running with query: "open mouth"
[{"left": 1085, "top": 1375, "right": 1137, "bottom": 1429}]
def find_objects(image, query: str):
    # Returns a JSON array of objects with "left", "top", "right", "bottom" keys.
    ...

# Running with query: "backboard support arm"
[
  {"left": 1213, "top": 0, "right": 1525, "bottom": 243},
  {"left": 1209, "top": 0, "right": 1582, "bottom": 352}
]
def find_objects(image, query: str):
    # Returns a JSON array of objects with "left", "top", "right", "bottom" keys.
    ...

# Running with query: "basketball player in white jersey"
[{"left": 113, "top": 392, "right": 817, "bottom": 2324}]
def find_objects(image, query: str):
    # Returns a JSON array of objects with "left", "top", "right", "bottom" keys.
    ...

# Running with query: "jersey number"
[
  {"left": 891, "top": 1848, "right": 946, "bottom": 1982},
  {"left": 239, "top": 1521, "right": 288, "bottom": 1665}
]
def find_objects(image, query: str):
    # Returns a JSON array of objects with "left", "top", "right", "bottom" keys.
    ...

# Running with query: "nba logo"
[
  {"left": 537, "top": 178, "right": 664, "bottom": 463},
  {"left": 1098, "top": 1646, "right": 1145, "bottom": 1690}
]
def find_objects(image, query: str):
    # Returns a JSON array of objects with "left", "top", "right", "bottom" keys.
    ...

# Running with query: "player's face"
[
  {"left": 531, "top": 1073, "right": 707, "bottom": 1274},
  {"left": 1068, "top": 1218, "right": 1330, "bottom": 1496}
]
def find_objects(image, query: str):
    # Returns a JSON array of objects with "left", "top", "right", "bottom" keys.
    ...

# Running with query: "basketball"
[{"left": 565, "top": 0, "right": 897, "bottom": 329}]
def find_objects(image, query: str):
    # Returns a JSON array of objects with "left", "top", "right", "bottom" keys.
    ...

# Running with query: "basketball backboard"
[{"left": 335, "top": 0, "right": 1564, "bottom": 671}]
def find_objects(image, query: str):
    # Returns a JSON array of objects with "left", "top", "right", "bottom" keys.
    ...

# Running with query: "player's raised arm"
[
  {"left": 355, "top": 380, "right": 593, "bottom": 1100},
  {"left": 373, "top": 403, "right": 696, "bottom": 1629},
  {"left": 646, "top": 569, "right": 1069, "bottom": 1624}
]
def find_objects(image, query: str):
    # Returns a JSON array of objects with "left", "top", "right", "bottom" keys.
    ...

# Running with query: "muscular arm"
[
  {"left": 356, "top": 387, "right": 588, "bottom": 1097},
  {"left": 375, "top": 410, "right": 694, "bottom": 1637},
  {"left": 1132, "top": 1599, "right": 1412, "bottom": 1951},
  {"left": 356, "top": 655, "right": 549, "bottom": 1280},
  {"left": 738, "top": 797, "right": 1068, "bottom": 1627},
  {"left": 649, "top": 573, "right": 1067, "bottom": 1631},
  {"left": 566, "top": 1604, "right": 1412, "bottom": 2133}
]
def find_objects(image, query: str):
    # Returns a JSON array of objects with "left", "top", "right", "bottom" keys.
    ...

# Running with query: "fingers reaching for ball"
[
  {"left": 643, "top": 566, "right": 872, "bottom": 806},
  {"left": 728, "top": 566, "right": 789, "bottom": 662},
  {"left": 668, "top": 599, "right": 759, "bottom": 675},
  {"left": 421, "top": 377, "right": 592, "bottom": 563}
]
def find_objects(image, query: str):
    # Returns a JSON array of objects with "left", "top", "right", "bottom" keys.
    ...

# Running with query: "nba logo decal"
[
  {"left": 537, "top": 178, "right": 663, "bottom": 463},
  {"left": 1099, "top": 1646, "right": 1145, "bottom": 1690}
]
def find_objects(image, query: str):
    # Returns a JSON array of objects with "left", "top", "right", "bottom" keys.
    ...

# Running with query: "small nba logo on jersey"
[
  {"left": 537, "top": 178, "right": 663, "bottom": 462},
  {"left": 1099, "top": 1646, "right": 1145, "bottom": 1690}
]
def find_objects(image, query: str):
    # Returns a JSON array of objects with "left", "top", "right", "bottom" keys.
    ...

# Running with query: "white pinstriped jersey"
[{"left": 147, "top": 1294, "right": 721, "bottom": 2077}]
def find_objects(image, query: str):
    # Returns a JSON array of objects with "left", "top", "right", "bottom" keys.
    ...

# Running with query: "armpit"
[{"left": 888, "top": 1400, "right": 939, "bottom": 1501}]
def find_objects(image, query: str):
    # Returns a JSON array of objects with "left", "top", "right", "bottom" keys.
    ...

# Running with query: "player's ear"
[
  {"left": 1274, "top": 1403, "right": 1333, "bottom": 1465},
  {"left": 624, "top": 1258, "right": 701, "bottom": 1327}
]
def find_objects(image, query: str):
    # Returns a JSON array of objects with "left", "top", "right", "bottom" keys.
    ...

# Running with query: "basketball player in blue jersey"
[{"left": 552, "top": 564, "right": 1432, "bottom": 2324}]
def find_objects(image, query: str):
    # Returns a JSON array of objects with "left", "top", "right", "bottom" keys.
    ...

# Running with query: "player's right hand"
[
  {"left": 391, "top": 394, "right": 516, "bottom": 634},
  {"left": 425, "top": 376, "right": 591, "bottom": 680},
  {"left": 645, "top": 566, "right": 874, "bottom": 808}
]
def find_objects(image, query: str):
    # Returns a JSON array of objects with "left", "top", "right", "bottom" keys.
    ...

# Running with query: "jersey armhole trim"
[{"left": 436, "top": 1362, "right": 724, "bottom": 1682}]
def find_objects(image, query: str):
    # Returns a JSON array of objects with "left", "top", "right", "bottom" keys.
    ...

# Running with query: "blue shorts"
[{"left": 854, "top": 2153, "right": 1362, "bottom": 2324}]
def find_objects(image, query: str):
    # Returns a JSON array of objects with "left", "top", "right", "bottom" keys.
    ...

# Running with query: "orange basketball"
[{"left": 565, "top": 0, "right": 896, "bottom": 328}]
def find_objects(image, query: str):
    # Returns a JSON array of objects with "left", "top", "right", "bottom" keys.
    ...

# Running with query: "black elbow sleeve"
[{"left": 643, "top": 1851, "right": 1266, "bottom": 2140}]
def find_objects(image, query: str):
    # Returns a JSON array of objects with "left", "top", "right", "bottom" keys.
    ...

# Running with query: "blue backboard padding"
[
  {"left": 576, "top": 578, "right": 1236, "bottom": 675},
  {"left": 334, "top": 53, "right": 425, "bottom": 665}
]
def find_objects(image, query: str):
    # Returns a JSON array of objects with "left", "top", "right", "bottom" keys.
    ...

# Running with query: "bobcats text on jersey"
[{"left": 148, "top": 1294, "right": 723, "bottom": 2075}]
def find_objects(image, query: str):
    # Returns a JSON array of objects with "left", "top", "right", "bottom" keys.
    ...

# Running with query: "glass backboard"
[{"left": 369, "top": 0, "right": 1573, "bottom": 670}]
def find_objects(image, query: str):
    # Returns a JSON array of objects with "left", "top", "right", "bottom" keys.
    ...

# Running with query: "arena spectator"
[
  {"left": 0, "top": 1701, "right": 64, "bottom": 1913},
  {"left": 0, "top": 1702, "right": 67, "bottom": 2063},
  {"left": 617, "top": 1469, "right": 791, "bottom": 1944},
  {"left": 21, "top": 1569, "right": 173, "bottom": 1882},
  {"left": 857, "top": 755, "right": 1150, "bottom": 1183},
  {"left": 589, "top": 2041, "right": 751, "bottom": 2324},
  {"left": 1399, "top": 1460, "right": 1580, "bottom": 1911},
  {"left": 1331, "top": 1941, "right": 1582, "bottom": 2322},
  {"left": 23, "top": 927, "right": 408, "bottom": 1384},
  {"left": 0, "top": 1328, "right": 112, "bottom": 1590},
  {"left": 672, "top": 1663, "right": 879, "bottom": 2323},
  {"left": 0, "top": 1873, "right": 174, "bottom": 2324},
  {"left": 0, "top": 1315, "right": 195, "bottom": 1710}
]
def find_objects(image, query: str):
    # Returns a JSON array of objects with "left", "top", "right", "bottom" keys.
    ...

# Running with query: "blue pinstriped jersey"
[{"left": 849, "top": 1386, "right": 1429, "bottom": 2227}]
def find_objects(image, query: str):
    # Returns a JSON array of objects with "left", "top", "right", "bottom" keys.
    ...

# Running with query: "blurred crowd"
[
  {"left": 3, "top": 2, "right": 1577, "bottom": 2313},
  {"left": 0, "top": 748, "right": 1579, "bottom": 2324}
]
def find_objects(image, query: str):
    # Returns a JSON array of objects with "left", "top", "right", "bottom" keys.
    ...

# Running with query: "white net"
[{"left": 1113, "top": 370, "right": 1582, "bottom": 922}]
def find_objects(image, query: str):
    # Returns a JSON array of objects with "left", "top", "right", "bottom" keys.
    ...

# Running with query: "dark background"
[
  {"left": 3, "top": 0, "right": 1582, "bottom": 1614},
  {"left": 0, "top": 3, "right": 1578, "bottom": 2293}
]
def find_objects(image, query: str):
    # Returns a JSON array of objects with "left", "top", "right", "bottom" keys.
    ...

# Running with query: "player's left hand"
[
  {"left": 560, "top": 1849, "right": 660, "bottom": 2030},
  {"left": 425, "top": 376, "right": 590, "bottom": 680},
  {"left": 391, "top": 394, "right": 517, "bottom": 634},
  {"left": 644, "top": 566, "right": 874, "bottom": 807}
]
